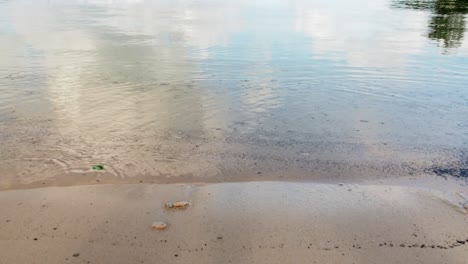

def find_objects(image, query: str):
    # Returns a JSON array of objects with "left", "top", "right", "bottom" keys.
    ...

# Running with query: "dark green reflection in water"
[{"left": 393, "top": 0, "right": 468, "bottom": 49}]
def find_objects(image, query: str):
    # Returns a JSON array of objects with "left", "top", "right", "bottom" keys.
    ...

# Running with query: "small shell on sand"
[
  {"left": 165, "top": 201, "right": 190, "bottom": 209},
  {"left": 151, "top": 222, "right": 167, "bottom": 230}
]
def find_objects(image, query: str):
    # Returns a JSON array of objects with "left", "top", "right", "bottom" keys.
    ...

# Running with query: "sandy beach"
[
  {"left": 1, "top": 177, "right": 467, "bottom": 264},
  {"left": 1, "top": 0, "right": 468, "bottom": 263}
]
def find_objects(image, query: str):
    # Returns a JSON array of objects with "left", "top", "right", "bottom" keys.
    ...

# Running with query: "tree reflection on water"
[{"left": 392, "top": 0, "right": 468, "bottom": 49}]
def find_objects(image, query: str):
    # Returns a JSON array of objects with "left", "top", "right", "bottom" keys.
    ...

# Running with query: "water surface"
[{"left": 1, "top": 0, "right": 467, "bottom": 189}]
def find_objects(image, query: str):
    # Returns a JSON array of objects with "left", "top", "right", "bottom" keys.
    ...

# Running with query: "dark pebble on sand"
[{"left": 73, "top": 253, "right": 80, "bottom": 257}]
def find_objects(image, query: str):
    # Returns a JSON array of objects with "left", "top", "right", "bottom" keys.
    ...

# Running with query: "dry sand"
[{"left": 1, "top": 178, "right": 467, "bottom": 264}]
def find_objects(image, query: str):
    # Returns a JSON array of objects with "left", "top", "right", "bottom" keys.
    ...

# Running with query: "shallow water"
[{"left": 1, "top": 0, "right": 467, "bottom": 188}]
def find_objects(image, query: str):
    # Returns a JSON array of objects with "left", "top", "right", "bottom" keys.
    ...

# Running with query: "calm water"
[{"left": 1, "top": 0, "right": 467, "bottom": 188}]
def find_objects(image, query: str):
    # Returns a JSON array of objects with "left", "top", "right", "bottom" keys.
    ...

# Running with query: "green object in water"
[{"left": 92, "top": 164, "right": 104, "bottom": 170}]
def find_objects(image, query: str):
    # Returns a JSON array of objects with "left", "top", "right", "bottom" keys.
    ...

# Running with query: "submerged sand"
[{"left": 1, "top": 179, "right": 467, "bottom": 264}]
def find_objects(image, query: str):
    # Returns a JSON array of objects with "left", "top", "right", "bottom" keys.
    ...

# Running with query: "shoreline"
[{"left": 1, "top": 179, "right": 467, "bottom": 263}]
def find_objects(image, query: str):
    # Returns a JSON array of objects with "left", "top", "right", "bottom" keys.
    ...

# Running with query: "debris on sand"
[
  {"left": 462, "top": 200, "right": 468, "bottom": 213},
  {"left": 92, "top": 164, "right": 105, "bottom": 170},
  {"left": 151, "top": 222, "right": 167, "bottom": 230},
  {"left": 456, "top": 193, "right": 468, "bottom": 213},
  {"left": 431, "top": 167, "right": 468, "bottom": 179},
  {"left": 165, "top": 201, "right": 190, "bottom": 209}
]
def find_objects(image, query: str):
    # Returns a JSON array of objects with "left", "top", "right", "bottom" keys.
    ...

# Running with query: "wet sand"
[{"left": 1, "top": 177, "right": 467, "bottom": 264}]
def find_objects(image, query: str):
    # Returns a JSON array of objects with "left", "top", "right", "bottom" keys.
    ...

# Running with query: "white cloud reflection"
[{"left": 294, "top": 0, "right": 429, "bottom": 68}]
